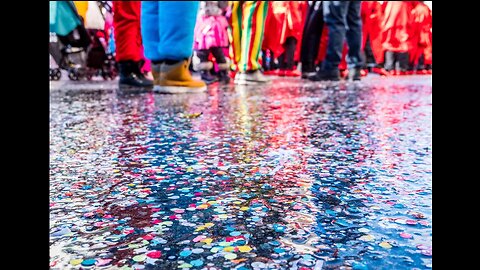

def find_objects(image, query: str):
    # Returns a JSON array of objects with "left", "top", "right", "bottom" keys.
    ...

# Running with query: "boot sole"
[
  {"left": 153, "top": 85, "right": 207, "bottom": 94},
  {"left": 118, "top": 84, "right": 153, "bottom": 94}
]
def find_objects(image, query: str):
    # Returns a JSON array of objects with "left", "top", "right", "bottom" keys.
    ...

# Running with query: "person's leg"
[
  {"left": 157, "top": 1, "right": 199, "bottom": 61},
  {"left": 238, "top": 1, "right": 268, "bottom": 72},
  {"left": 114, "top": 1, "right": 142, "bottom": 62},
  {"left": 114, "top": 1, "right": 152, "bottom": 89},
  {"left": 397, "top": 52, "right": 409, "bottom": 73},
  {"left": 384, "top": 51, "right": 395, "bottom": 71},
  {"left": 364, "top": 35, "right": 376, "bottom": 68},
  {"left": 196, "top": 49, "right": 217, "bottom": 84},
  {"left": 301, "top": 1, "right": 324, "bottom": 77},
  {"left": 311, "top": 1, "right": 348, "bottom": 81},
  {"left": 211, "top": 47, "right": 230, "bottom": 83},
  {"left": 145, "top": 1, "right": 206, "bottom": 93},
  {"left": 278, "top": 53, "right": 286, "bottom": 70},
  {"left": 233, "top": 1, "right": 270, "bottom": 84},
  {"left": 345, "top": 0, "right": 362, "bottom": 80},
  {"left": 284, "top": 37, "right": 297, "bottom": 70},
  {"left": 230, "top": 1, "right": 243, "bottom": 72},
  {"left": 140, "top": 1, "right": 160, "bottom": 61}
]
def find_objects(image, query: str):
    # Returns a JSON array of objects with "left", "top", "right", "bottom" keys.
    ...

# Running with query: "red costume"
[
  {"left": 262, "top": 1, "right": 308, "bottom": 61},
  {"left": 409, "top": 2, "right": 432, "bottom": 66},
  {"left": 381, "top": 1, "right": 414, "bottom": 53},
  {"left": 113, "top": 1, "right": 143, "bottom": 62},
  {"left": 361, "top": 1, "right": 385, "bottom": 64}
]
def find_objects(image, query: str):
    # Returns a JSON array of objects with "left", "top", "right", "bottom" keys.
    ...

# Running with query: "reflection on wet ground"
[{"left": 50, "top": 76, "right": 432, "bottom": 269}]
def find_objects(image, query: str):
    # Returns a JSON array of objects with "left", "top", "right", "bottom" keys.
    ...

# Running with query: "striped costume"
[{"left": 230, "top": 1, "right": 268, "bottom": 72}]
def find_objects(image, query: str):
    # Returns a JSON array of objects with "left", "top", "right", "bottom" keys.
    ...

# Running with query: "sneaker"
[
  {"left": 154, "top": 59, "right": 207, "bottom": 94},
  {"left": 348, "top": 67, "right": 362, "bottom": 81},
  {"left": 309, "top": 69, "right": 341, "bottom": 81},
  {"left": 234, "top": 70, "right": 270, "bottom": 85}
]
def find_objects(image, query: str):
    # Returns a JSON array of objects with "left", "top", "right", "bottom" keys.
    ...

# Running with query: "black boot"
[
  {"left": 118, "top": 60, "right": 153, "bottom": 92},
  {"left": 133, "top": 60, "right": 154, "bottom": 86},
  {"left": 200, "top": 70, "right": 218, "bottom": 84}
]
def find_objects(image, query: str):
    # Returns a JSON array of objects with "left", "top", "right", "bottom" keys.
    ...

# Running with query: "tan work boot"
[{"left": 154, "top": 59, "right": 207, "bottom": 94}]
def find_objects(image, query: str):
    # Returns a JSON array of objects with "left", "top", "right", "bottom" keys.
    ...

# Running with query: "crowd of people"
[{"left": 50, "top": 1, "right": 432, "bottom": 94}]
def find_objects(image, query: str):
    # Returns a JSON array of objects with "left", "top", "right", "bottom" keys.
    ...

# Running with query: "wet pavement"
[{"left": 50, "top": 75, "right": 432, "bottom": 270}]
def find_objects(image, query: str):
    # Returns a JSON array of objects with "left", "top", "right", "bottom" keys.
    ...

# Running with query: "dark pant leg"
[
  {"left": 345, "top": 0, "right": 363, "bottom": 69},
  {"left": 322, "top": 1, "right": 348, "bottom": 71},
  {"left": 384, "top": 51, "right": 395, "bottom": 71},
  {"left": 417, "top": 54, "right": 425, "bottom": 70},
  {"left": 210, "top": 47, "right": 227, "bottom": 64},
  {"left": 196, "top": 49, "right": 210, "bottom": 63},
  {"left": 278, "top": 53, "right": 286, "bottom": 69},
  {"left": 283, "top": 37, "right": 297, "bottom": 70},
  {"left": 363, "top": 35, "right": 376, "bottom": 67},
  {"left": 300, "top": 1, "right": 324, "bottom": 71},
  {"left": 397, "top": 52, "right": 409, "bottom": 71}
]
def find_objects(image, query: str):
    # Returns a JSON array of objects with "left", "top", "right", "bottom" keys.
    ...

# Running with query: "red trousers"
[{"left": 113, "top": 1, "right": 142, "bottom": 62}]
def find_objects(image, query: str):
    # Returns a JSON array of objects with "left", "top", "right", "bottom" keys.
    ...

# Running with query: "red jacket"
[
  {"left": 409, "top": 2, "right": 432, "bottom": 64},
  {"left": 361, "top": 1, "right": 384, "bottom": 63},
  {"left": 381, "top": 1, "right": 414, "bottom": 53},
  {"left": 263, "top": 1, "right": 308, "bottom": 61}
]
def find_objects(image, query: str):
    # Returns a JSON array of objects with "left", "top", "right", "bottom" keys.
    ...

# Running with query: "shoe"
[
  {"left": 416, "top": 69, "right": 428, "bottom": 75},
  {"left": 154, "top": 59, "right": 207, "bottom": 94},
  {"left": 340, "top": 69, "right": 349, "bottom": 79},
  {"left": 217, "top": 70, "right": 231, "bottom": 84},
  {"left": 200, "top": 70, "right": 218, "bottom": 84},
  {"left": 388, "top": 70, "right": 397, "bottom": 76},
  {"left": 283, "top": 69, "right": 301, "bottom": 77},
  {"left": 427, "top": 69, "right": 432, "bottom": 74},
  {"left": 196, "top": 61, "right": 218, "bottom": 84},
  {"left": 309, "top": 69, "right": 341, "bottom": 81},
  {"left": 234, "top": 70, "right": 270, "bottom": 85},
  {"left": 216, "top": 63, "right": 231, "bottom": 84},
  {"left": 264, "top": 70, "right": 280, "bottom": 76},
  {"left": 301, "top": 71, "right": 317, "bottom": 79},
  {"left": 406, "top": 70, "right": 414, "bottom": 75},
  {"left": 348, "top": 67, "right": 362, "bottom": 81},
  {"left": 372, "top": 67, "right": 389, "bottom": 76},
  {"left": 361, "top": 69, "right": 368, "bottom": 77},
  {"left": 398, "top": 70, "right": 407, "bottom": 76},
  {"left": 118, "top": 60, "right": 153, "bottom": 92}
]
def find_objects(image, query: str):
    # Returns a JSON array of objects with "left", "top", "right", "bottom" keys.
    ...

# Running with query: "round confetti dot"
[
  {"left": 190, "top": 259, "right": 204, "bottom": 267},
  {"left": 133, "top": 255, "right": 146, "bottom": 262},
  {"left": 70, "top": 259, "right": 82, "bottom": 266},
  {"left": 180, "top": 250, "right": 192, "bottom": 257},
  {"left": 147, "top": 251, "right": 162, "bottom": 259},
  {"left": 224, "top": 253, "right": 237, "bottom": 260},
  {"left": 192, "top": 248, "right": 204, "bottom": 254},
  {"left": 81, "top": 259, "right": 96, "bottom": 266}
]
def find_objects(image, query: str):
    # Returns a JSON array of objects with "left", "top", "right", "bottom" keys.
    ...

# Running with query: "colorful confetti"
[{"left": 50, "top": 77, "right": 432, "bottom": 269}]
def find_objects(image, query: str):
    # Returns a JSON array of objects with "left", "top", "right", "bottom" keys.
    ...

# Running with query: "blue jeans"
[
  {"left": 322, "top": 1, "right": 362, "bottom": 71},
  {"left": 141, "top": 1, "right": 199, "bottom": 62}
]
